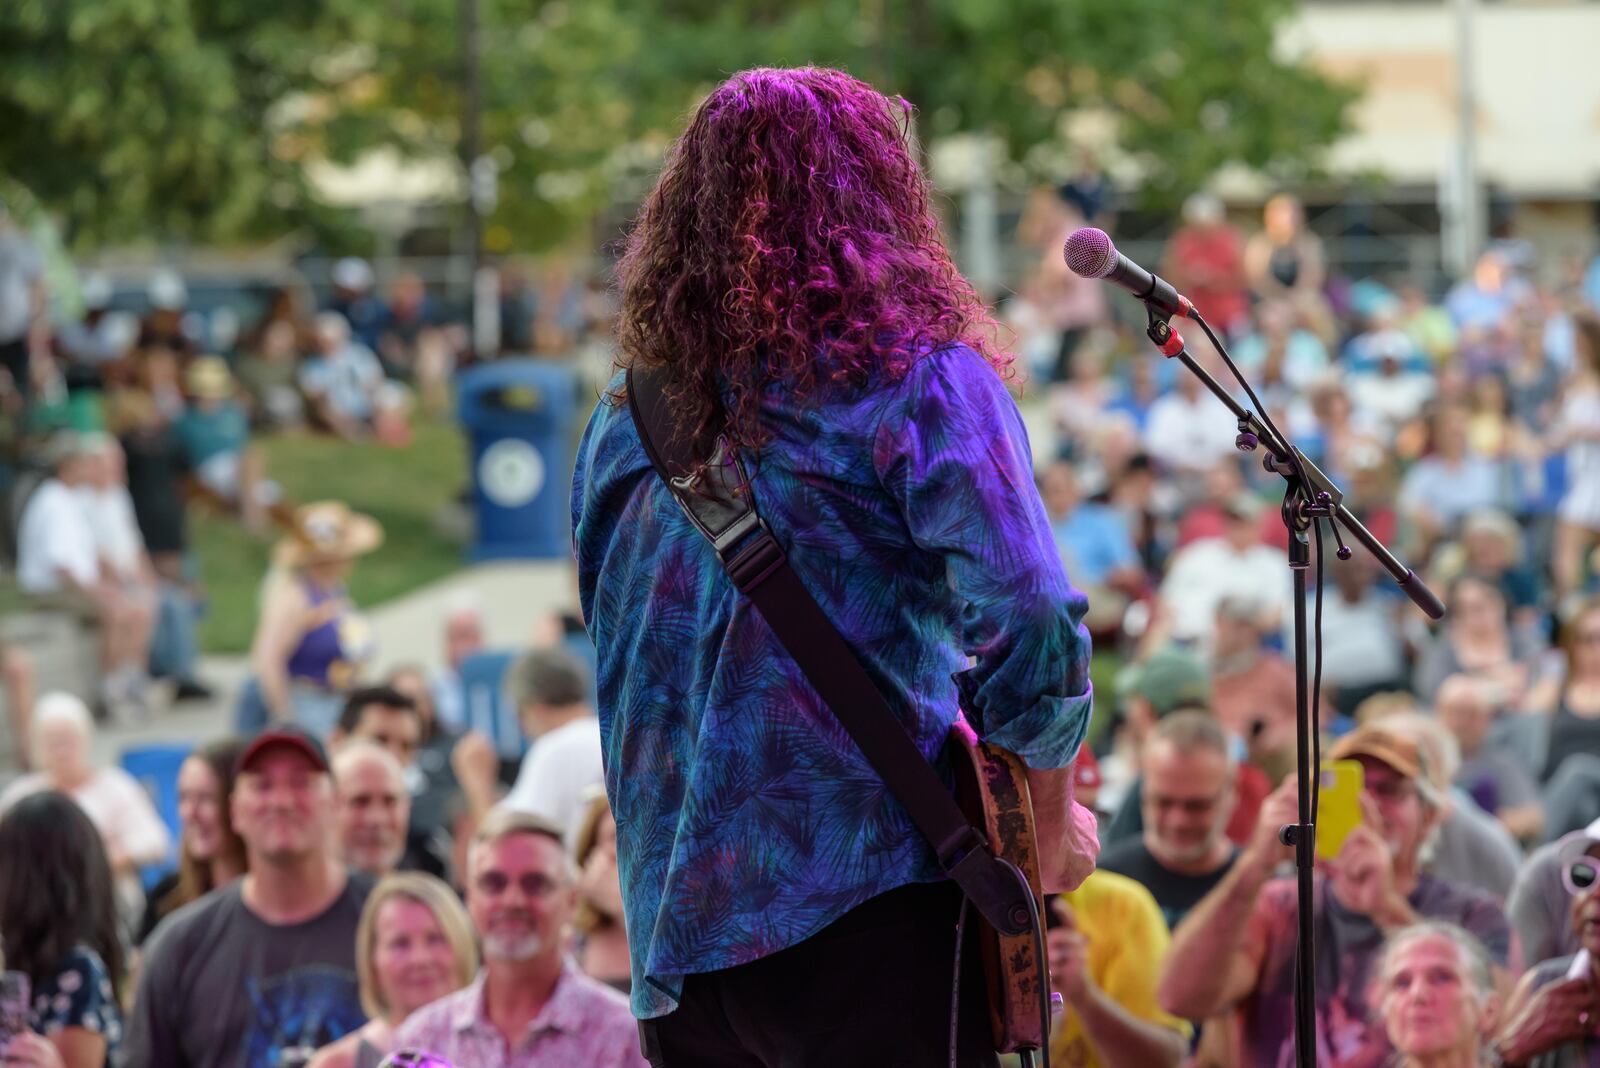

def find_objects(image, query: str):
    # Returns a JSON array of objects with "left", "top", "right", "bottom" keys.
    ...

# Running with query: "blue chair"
[
  {"left": 457, "top": 650, "right": 524, "bottom": 765},
  {"left": 120, "top": 742, "right": 194, "bottom": 892}
]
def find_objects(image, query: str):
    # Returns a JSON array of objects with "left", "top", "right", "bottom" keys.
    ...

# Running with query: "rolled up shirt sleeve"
[{"left": 874, "top": 346, "right": 1094, "bottom": 769}]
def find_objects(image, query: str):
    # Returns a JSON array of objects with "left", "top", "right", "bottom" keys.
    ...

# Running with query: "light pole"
[
  {"left": 460, "top": 0, "right": 499, "bottom": 356},
  {"left": 1447, "top": 0, "right": 1484, "bottom": 278}
]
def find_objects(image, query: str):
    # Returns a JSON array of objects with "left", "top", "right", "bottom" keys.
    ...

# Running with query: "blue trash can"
[{"left": 457, "top": 359, "right": 578, "bottom": 560}]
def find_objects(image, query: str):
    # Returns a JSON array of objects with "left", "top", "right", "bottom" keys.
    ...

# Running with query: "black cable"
[
  {"left": 1191, "top": 311, "right": 1319, "bottom": 505},
  {"left": 1312, "top": 517, "right": 1326, "bottom": 826},
  {"left": 1191, "top": 313, "right": 1294, "bottom": 470},
  {"left": 1029, "top": 885, "right": 1053, "bottom": 1068},
  {"left": 950, "top": 895, "right": 968, "bottom": 1068}
]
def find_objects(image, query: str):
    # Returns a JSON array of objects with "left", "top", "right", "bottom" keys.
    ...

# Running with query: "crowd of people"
[
  {"left": 0, "top": 185, "right": 612, "bottom": 731},
  {"left": 1011, "top": 186, "right": 1600, "bottom": 1067},
  {"left": 2, "top": 171, "right": 1600, "bottom": 1067},
  {"left": 0, "top": 627, "right": 635, "bottom": 1068}
]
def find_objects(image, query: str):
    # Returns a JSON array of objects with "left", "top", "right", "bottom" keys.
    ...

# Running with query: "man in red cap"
[
  {"left": 125, "top": 726, "right": 374, "bottom": 1068},
  {"left": 1158, "top": 723, "right": 1513, "bottom": 1067}
]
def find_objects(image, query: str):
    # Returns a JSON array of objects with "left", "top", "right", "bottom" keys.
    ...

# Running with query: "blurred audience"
[
  {"left": 1098, "top": 711, "right": 1242, "bottom": 930},
  {"left": 136, "top": 736, "right": 250, "bottom": 945},
  {"left": 126, "top": 726, "right": 371, "bottom": 1067},
  {"left": 330, "top": 687, "right": 449, "bottom": 880},
  {"left": 569, "top": 791, "right": 629, "bottom": 993},
  {"left": 1492, "top": 830, "right": 1600, "bottom": 1066},
  {"left": 1161, "top": 193, "right": 1248, "bottom": 337},
  {"left": 498, "top": 647, "right": 604, "bottom": 841},
  {"left": 308, "top": 873, "right": 477, "bottom": 1068},
  {"left": 16, "top": 434, "right": 155, "bottom": 714},
  {"left": 1375, "top": 922, "right": 1501, "bottom": 1068},
  {"left": 0, "top": 693, "right": 170, "bottom": 925},
  {"left": 174, "top": 356, "right": 271, "bottom": 531},
  {"left": 0, "top": 792, "right": 125, "bottom": 1068},
  {"left": 301, "top": 313, "right": 409, "bottom": 444},
  {"left": 1159, "top": 724, "right": 1512, "bottom": 1067},
  {"left": 1244, "top": 194, "right": 1326, "bottom": 314},
  {"left": 1045, "top": 868, "right": 1189, "bottom": 1068},
  {"left": 333, "top": 743, "right": 412, "bottom": 880},
  {"left": 237, "top": 501, "right": 381, "bottom": 737},
  {"left": 428, "top": 597, "right": 485, "bottom": 734},
  {"left": 0, "top": 197, "right": 44, "bottom": 409},
  {"left": 392, "top": 810, "right": 645, "bottom": 1067}
]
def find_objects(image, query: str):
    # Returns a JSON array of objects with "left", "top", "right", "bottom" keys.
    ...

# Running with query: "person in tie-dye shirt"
[{"left": 574, "top": 66, "right": 1094, "bottom": 1066}]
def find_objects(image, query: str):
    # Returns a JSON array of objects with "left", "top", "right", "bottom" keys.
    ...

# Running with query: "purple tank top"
[{"left": 285, "top": 579, "right": 349, "bottom": 687}]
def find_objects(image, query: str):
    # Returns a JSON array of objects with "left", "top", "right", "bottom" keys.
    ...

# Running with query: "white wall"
[{"left": 1285, "top": 2, "right": 1600, "bottom": 196}]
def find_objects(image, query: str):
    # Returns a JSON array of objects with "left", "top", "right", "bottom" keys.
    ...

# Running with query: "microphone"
[{"left": 1063, "top": 227, "right": 1191, "bottom": 320}]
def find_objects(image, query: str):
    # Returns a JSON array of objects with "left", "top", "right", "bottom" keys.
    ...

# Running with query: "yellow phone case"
[{"left": 1315, "top": 759, "right": 1365, "bottom": 862}]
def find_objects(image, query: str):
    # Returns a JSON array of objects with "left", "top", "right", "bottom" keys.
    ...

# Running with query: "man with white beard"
[{"left": 393, "top": 810, "right": 644, "bottom": 1067}]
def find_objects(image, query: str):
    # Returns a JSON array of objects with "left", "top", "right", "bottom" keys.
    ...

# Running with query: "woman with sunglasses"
[{"left": 1490, "top": 848, "right": 1600, "bottom": 1066}]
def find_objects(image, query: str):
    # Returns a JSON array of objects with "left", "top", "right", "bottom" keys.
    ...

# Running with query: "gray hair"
[
  {"left": 330, "top": 740, "right": 405, "bottom": 793},
  {"left": 29, "top": 691, "right": 94, "bottom": 751},
  {"left": 509, "top": 647, "right": 588, "bottom": 709},
  {"left": 1377, "top": 921, "right": 1495, "bottom": 1006},
  {"left": 1149, "top": 709, "right": 1235, "bottom": 768},
  {"left": 467, "top": 807, "right": 578, "bottom": 884}
]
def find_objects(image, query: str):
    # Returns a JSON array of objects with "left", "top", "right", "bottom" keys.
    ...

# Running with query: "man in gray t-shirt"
[{"left": 125, "top": 727, "right": 373, "bottom": 1068}]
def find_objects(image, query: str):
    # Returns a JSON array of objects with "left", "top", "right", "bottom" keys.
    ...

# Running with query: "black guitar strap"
[{"left": 625, "top": 364, "right": 1031, "bottom": 937}]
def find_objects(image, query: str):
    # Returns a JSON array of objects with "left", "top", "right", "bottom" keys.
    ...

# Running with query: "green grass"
[{"left": 192, "top": 419, "right": 469, "bottom": 654}]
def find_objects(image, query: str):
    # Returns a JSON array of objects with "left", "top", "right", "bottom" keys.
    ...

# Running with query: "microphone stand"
[{"left": 1141, "top": 307, "right": 1444, "bottom": 1068}]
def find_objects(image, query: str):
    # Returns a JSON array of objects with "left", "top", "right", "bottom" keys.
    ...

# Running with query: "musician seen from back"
[{"left": 573, "top": 66, "right": 1094, "bottom": 1066}]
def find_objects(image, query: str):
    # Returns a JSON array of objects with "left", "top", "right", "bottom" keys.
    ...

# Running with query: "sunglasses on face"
[
  {"left": 378, "top": 1051, "right": 457, "bottom": 1068},
  {"left": 474, "top": 871, "right": 562, "bottom": 898},
  {"left": 1563, "top": 856, "right": 1600, "bottom": 897}
]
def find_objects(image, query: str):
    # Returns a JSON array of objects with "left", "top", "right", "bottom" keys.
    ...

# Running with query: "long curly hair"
[{"left": 615, "top": 66, "right": 1008, "bottom": 460}]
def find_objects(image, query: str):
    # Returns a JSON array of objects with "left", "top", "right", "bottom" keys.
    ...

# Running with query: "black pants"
[
  {"left": 0, "top": 337, "right": 28, "bottom": 402},
  {"left": 638, "top": 880, "right": 1001, "bottom": 1068}
]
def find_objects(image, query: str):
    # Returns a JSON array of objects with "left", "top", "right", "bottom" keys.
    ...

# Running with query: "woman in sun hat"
[{"left": 235, "top": 500, "right": 383, "bottom": 738}]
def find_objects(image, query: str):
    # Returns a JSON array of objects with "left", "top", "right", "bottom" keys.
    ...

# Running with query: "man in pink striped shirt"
[{"left": 395, "top": 810, "right": 645, "bottom": 1067}]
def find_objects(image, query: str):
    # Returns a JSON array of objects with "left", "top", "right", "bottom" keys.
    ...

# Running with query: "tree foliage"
[
  {"left": 0, "top": 0, "right": 1356, "bottom": 249},
  {"left": 0, "top": 0, "right": 375, "bottom": 245}
]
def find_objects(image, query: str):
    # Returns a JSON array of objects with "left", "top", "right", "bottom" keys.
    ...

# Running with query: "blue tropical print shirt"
[{"left": 573, "top": 343, "right": 1094, "bottom": 1019}]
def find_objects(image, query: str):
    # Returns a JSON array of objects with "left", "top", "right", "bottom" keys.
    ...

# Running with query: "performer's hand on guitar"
[{"left": 1045, "top": 899, "right": 1092, "bottom": 1009}]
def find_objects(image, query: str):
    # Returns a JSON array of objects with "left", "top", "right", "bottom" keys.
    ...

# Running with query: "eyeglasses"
[
  {"left": 378, "top": 1051, "right": 458, "bottom": 1068},
  {"left": 473, "top": 871, "right": 562, "bottom": 898},
  {"left": 1564, "top": 856, "right": 1600, "bottom": 897},
  {"left": 1149, "top": 792, "right": 1227, "bottom": 817},
  {"left": 1366, "top": 777, "right": 1417, "bottom": 804}
]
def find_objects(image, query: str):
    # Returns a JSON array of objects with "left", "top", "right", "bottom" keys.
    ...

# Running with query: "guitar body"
[{"left": 949, "top": 724, "right": 1048, "bottom": 1054}]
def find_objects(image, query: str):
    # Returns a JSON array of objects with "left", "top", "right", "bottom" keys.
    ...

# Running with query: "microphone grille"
[{"left": 1063, "top": 227, "right": 1117, "bottom": 279}]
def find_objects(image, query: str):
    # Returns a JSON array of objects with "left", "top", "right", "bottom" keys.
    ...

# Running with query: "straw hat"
[
  {"left": 274, "top": 501, "right": 384, "bottom": 568},
  {"left": 185, "top": 356, "right": 235, "bottom": 401}
]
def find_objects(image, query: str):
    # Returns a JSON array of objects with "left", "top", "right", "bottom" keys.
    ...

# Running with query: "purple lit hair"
[{"left": 614, "top": 66, "right": 1009, "bottom": 459}]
